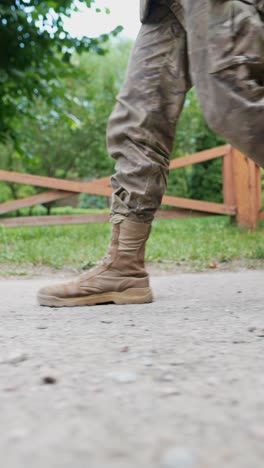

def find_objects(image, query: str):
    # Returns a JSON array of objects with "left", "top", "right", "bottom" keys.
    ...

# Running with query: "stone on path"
[{"left": 160, "top": 447, "right": 196, "bottom": 468}]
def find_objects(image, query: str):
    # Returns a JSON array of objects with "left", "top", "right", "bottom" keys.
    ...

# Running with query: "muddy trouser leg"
[
  {"left": 107, "top": 0, "right": 191, "bottom": 224},
  {"left": 184, "top": 0, "right": 264, "bottom": 167}
]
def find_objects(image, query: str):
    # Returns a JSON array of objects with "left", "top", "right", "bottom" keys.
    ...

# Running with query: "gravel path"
[{"left": 1, "top": 270, "right": 264, "bottom": 468}]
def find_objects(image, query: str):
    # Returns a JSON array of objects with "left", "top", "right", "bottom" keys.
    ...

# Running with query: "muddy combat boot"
[{"left": 37, "top": 219, "right": 153, "bottom": 307}]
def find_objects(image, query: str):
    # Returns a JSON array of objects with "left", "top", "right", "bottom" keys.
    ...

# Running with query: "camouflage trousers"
[{"left": 107, "top": 0, "right": 264, "bottom": 224}]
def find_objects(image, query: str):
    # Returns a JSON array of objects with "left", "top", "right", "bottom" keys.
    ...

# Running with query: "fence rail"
[{"left": 0, "top": 145, "right": 262, "bottom": 230}]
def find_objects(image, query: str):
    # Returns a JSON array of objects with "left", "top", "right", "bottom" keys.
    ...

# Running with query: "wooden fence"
[{"left": 0, "top": 145, "right": 263, "bottom": 230}]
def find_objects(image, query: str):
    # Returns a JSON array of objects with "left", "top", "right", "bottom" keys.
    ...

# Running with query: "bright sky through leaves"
[{"left": 64, "top": 0, "right": 141, "bottom": 39}]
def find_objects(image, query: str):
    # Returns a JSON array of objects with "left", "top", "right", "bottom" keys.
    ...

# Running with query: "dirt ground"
[{"left": 0, "top": 270, "right": 264, "bottom": 468}]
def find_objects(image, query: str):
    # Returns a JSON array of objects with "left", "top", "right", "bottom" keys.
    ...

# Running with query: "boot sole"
[{"left": 38, "top": 287, "right": 153, "bottom": 307}]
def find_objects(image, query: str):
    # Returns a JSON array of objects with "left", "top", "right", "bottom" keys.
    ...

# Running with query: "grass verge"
[{"left": 0, "top": 215, "right": 264, "bottom": 275}]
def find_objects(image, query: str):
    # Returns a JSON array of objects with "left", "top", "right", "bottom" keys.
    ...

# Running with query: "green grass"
[{"left": 0, "top": 216, "right": 264, "bottom": 273}]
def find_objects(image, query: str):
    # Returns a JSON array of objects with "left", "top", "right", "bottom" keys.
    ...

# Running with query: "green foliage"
[
  {"left": 168, "top": 89, "right": 226, "bottom": 203},
  {"left": 167, "top": 168, "right": 189, "bottom": 198},
  {"left": 0, "top": 138, "right": 36, "bottom": 203},
  {"left": 0, "top": 38, "right": 133, "bottom": 212},
  {"left": 0, "top": 0, "right": 122, "bottom": 140},
  {"left": 11, "top": 39, "right": 132, "bottom": 179},
  {"left": 79, "top": 194, "right": 109, "bottom": 209},
  {"left": 188, "top": 159, "right": 223, "bottom": 202}
]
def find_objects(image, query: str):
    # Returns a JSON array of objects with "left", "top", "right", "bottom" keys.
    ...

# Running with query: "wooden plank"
[
  {"left": 0, "top": 197, "right": 235, "bottom": 226},
  {"left": 0, "top": 210, "right": 216, "bottom": 228},
  {"left": 162, "top": 195, "right": 236, "bottom": 215},
  {"left": 0, "top": 191, "right": 75, "bottom": 215},
  {"left": 231, "top": 149, "right": 260, "bottom": 230},
  {"left": 255, "top": 165, "right": 262, "bottom": 214},
  {"left": 0, "top": 171, "right": 112, "bottom": 197},
  {"left": 155, "top": 210, "right": 212, "bottom": 219},
  {"left": 0, "top": 146, "right": 229, "bottom": 206},
  {"left": 0, "top": 214, "right": 110, "bottom": 227},
  {"left": 2, "top": 145, "right": 260, "bottom": 228},
  {"left": 250, "top": 162, "right": 262, "bottom": 217},
  {"left": 169, "top": 145, "right": 229, "bottom": 170},
  {"left": 222, "top": 146, "right": 236, "bottom": 208}
]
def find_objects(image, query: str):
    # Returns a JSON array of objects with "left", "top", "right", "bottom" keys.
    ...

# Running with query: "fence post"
[
  {"left": 223, "top": 146, "right": 236, "bottom": 210},
  {"left": 230, "top": 148, "right": 261, "bottom": 230}
]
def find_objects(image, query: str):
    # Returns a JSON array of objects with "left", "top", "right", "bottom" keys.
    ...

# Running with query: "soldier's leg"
[
  {"left": 107, "top": 0, "right": 191, "bottom": 224},
  {"left": 184, "top": 0, "right": 264, "bottom": 167},
  {"left": 38, "top": 0, "right": 191, "bottom": 307}
]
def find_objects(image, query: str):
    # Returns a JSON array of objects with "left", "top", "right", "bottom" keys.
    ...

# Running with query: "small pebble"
[
  {"left": 160, "top": 388, "right": 181, "bottom": 398},
  {"left": 0, "top": 352, "right": 28, "bottom": 365},
  {"left": 4, "top": 386, "right": 19, "bottom": 393},
  {"left": 42, "top": 376, "right": 57, "bottom": 385},
  {"left": 143, "top": 359, "right": 153, "bottom": 367},
  {"left": 158, "top": 373, "right": 174, "bottom": 383},
  {"left": 110, "top": 372, "right": 137, "bottom": 384},
  {"left": 160, "top": 447, "right": 196, "bottom": 468}
]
